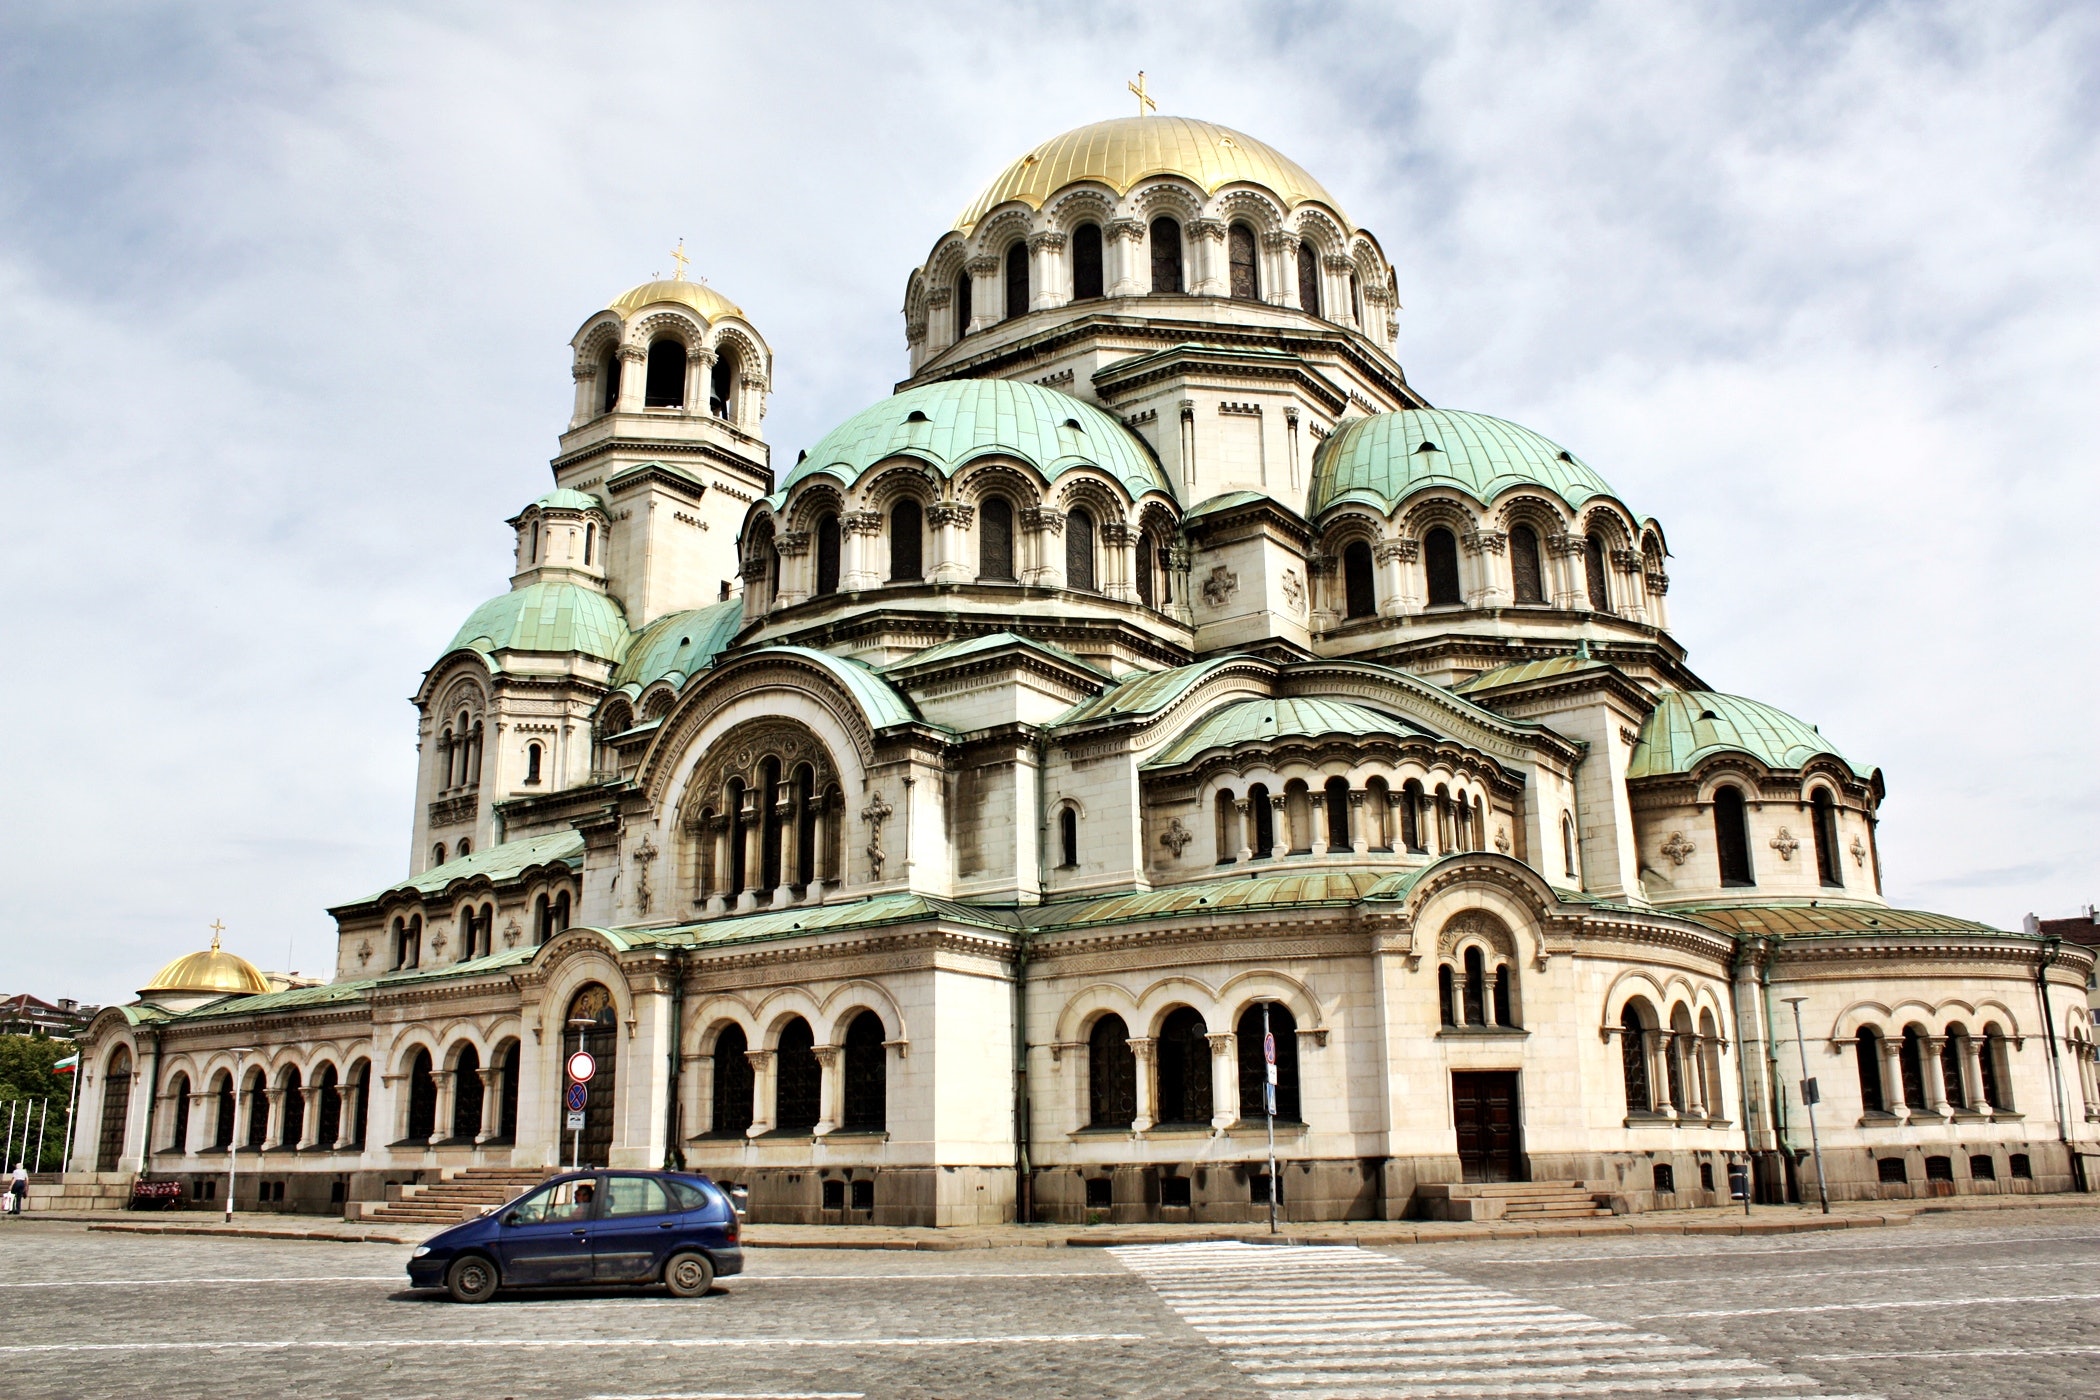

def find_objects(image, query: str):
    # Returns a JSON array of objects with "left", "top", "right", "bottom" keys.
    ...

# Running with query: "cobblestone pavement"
[{"left": 0, "top": 1209, "right": 2093, "bottom": 1399}]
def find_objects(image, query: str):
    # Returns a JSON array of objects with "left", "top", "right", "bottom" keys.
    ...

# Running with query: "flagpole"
[
  {"left": 35, "top": 1099, "right": 49, "bottom": 1175},
  {"left": 59, "top": 1052, "right": 82, "bottom": 1173}
]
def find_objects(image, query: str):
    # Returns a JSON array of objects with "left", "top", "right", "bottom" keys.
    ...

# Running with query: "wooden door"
[{"left": 1452, "top": 1071, "right": 1524, "bottom": 1183}]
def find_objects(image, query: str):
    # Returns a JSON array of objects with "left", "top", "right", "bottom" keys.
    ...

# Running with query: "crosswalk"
[{"left": 1111, "top": 1242, "right": 1881, "bottom": 1400}]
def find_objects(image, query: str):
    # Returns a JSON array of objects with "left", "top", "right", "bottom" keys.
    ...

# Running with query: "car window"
[
  {"left": 666, "top": 1179, "right": 713, "bottom": 1212},
  {"left": 602, "top": 1175, "right": 673, "bottom": 1218},
  {"left": 510, "top": 1178, "right": 596, "bottom": 1225}
]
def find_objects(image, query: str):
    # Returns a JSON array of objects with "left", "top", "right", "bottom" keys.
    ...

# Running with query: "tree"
[{"left": 0, "top": 1034, "right": 76, "bottom": 1170}]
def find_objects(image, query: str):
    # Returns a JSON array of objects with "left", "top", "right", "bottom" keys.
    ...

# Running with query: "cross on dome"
[
  {"left": 669, "top": 239, "right": 690, "bottom": 281},
  {"left": 1128, "top": 71, "right": 1156, "bottom": 116},
  {"left": 208, "top": 918, "right": 225, "bottom": 951}
]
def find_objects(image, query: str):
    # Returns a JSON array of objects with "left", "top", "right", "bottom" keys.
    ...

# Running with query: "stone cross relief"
[
  {"left": 632, "top": 835, "right": 660, "bottom": 915},
  {"left": 1201, "top": 565, "right": 1238, "bottom": 608},
  {"left": 1160, "top": 817, "right": 1193, "bottom": 859},
  {"left": 502, "top": 918, "right": 522, "bottom": 949},
  {"left": 1660, "top": 831, "right": 1695, "bottom": 866},
  {"left": 1850, "top": 835, "right": 1868, "bottom": 867},
  {"left": 1280, "top": 568, "right": 1306, "bottom": 616},
  {"left": 1494, "top": 826, "right": 1511, "bottom": 855},
  {"left": 861, "top": 793, "right": 894, "bottom": 880},
  {"left": 1769, "top": 828, "right": 1800, "bottom": 861},
  {"left": 356, "top": 938, "right": 373, "bottom": 968}
]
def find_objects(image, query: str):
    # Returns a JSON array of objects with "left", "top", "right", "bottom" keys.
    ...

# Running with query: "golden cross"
[
  {"left": 669, "top": 238, "right": 690, "bottom": 281},
  {"left": 209, "top": 919, "right": 226, "bottom": 951},
  {"left": 1128, "top": 71, "right": 1156, "bottom": 117}
]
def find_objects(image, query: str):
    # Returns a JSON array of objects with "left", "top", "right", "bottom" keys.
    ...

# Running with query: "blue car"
[{"left": 407, "top": 1169, "right": 744, "bottom": 1303}]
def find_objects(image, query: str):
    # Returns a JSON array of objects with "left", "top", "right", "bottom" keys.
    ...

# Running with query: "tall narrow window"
[
  {"left": 1463, "top": 947, "right": 1486, "bottom": 1026},
  {"left": 1136, "top": 535, "right": 1155, "bottom": 607},
  {"left": 1214, "top": 790, "right": 1237, "bottom": 864},
  {"left": 1510, "top": 524, "right": 1544, "bottom": 604},
  {"left": 1714, "top": 785, "right": 1754, "bottom": 886},
  {"left": 841, "top": 1011, "right": 887, "bottom": 1132},
  {"left": 1424, "top": 527, "right": 1461, "bottom": 606},
  {"left": 1228, "top": 223, "right": 1259, "bottom": 300},
  {"left": 1622, "top": 1007, "right": 1651, "bottom": 1113},
  {"left": 1236, "top": 1003, "right": 1301, "bottom": 1122},
  {"left": 1297, "top": 242, "right": 1322, "bottom": 317},
  {"left": 795, "top": 768, "right": 816, "bottom": 886},
  {"left": 644, "top": 339, "right": 686, "bottom": 408},
  {"left": 1350, "top": 271, "right": 1362, "bottom": 325},
  {"left": 1438, "top": 965, "right": 1456, "bottom": 1026},
  {"left": 954, "top": 269, "right": 973, "bottom": 336},
  {"left": 978, "top": 496, "right": 1014, "bottom": 580},
  {"left": 1562, "top": 813, "right": 1578, "bottom": 878},
  {"left": 1343, "top": 540, "right": 1376, "bottom": 619},
  {"left": 1899, "top": 1027, "right": 1929, "bottom": 1111},
  {"left": 774, "top": 1018, "right": 820, "bottom": 1133},
  {"left": 1249, "top": 783, "right": 1274, "bottom": 856},
  {"left": 1981, "top": 1027, "right": 2008, "bottom": 1109},
  {"left": 1492, "top": 967, "right": 1513, "bottom": 1027},
  {"left": 815, "top": 514, "right": 840, "bottom": 596},
  {"left": 583, "top": 522, "right": 595, "bottom": 566},
  {"left": 726, "top": 779, "right": 747, "bottom": 894},
  {"left": 525, "top": 742, "right": 543, "bottom": 785},
  {"left": 550, "top": 891, "right": 569, "bottom": 933},
  {"left": 1585, "top": 532, "right": 1610, "bottom": 611},
  {"left": 1401, "top": 780, "right": 1424, "bottom": 852},
  {"left": 1086, "top": 1014, "right": 1136, "bottom": 1128},
  {"left": 1155, "top": 1007, "right": 1212, "bottom": 1124},
  {"left": 711, "top": 346, "right": 737, "bottom": 419},
  {"left": 1941, "top": 1030, "right": 1969, "bottom": 1110},
  {"left": 758, "top": 757, "right": 783, "bottom": 893},
  {"left": 710, "top": 1025, "right": 752, "bottom": 1135},
  {"left": 889, "top": 500, "right": 923, "bottom": 581},
  {"left": 1004, "top": 241, "right": 1029, "bottom": 320},
  {"left": 1856, "top": 1028, "right": 1886, "bottom": 1112},
  {"left": 1065, "top": 507, "right": 1096, "bottom": 591},
  {"left": 1149, "top": 217, "right": 1183, "bottom": 293},
  {"left": 1811, "top": 789, "right": 1844, "bottom": 887},
  {"left": 167, "top": 1073, "right": 190, "bottom": 1152},
  {"left": 599, "top": 347, "right": 621, "bottom": 414},
  {"left": 1059, "top": 807, "right": 1079, "bottom": 868},
  {"left": 1072, "top": 223, "right": 1103, "bottom": 300},
  {"left": 1324, "top": 777, "right": 1350, "bottom": 850}
]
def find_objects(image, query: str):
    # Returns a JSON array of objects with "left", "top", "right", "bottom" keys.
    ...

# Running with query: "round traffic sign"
[
  {"left": 567, "top": 1050, "right": 596, "bottom": 1084},
  {"left": 1263, "top": 1032, "right": 1276, "bottom": 1065},
  {"left": 565, "top": 1081, "right": 588, "bottom": 1112}
]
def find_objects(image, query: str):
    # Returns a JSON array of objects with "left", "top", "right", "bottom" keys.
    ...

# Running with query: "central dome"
[
  {"left": 955, "top": 116, "right": 1344, "bottom": 233},
  {"left": 141, "top": 940, "right": 270, "bottom": 1000}
]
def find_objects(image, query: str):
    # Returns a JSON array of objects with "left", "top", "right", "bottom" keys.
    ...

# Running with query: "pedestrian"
[{"left": 9, "top": 1161, "right": 26, "bottom": 1217}]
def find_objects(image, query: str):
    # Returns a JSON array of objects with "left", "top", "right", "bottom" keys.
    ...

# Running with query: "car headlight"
[{"left": 412, "top": 1245, "right": 431, "bottom": 1258}]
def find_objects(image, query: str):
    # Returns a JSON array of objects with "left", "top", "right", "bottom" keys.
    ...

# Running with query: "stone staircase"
[
  {"left": 362, "top": 1167, "right": 552, "bottom": 1225},
  {"left": 1415, "top": 1180, "right": 1615, "bottom": 1222},
  {"left": 24, "top": 1172, "right": 135, "bottom": 1212}
]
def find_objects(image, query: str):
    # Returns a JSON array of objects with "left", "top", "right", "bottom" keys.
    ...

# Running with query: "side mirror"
[{"left": 503, "top": 1212, "right": 521, "bottom": 1227}]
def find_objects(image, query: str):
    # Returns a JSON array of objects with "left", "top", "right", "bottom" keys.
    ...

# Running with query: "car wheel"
[
  {"left": 663, "top": 1250, "right": 715, "bottom": 1297},
  {"left": 446, "top": 1254, "right": 500, "bottom": 1304}
]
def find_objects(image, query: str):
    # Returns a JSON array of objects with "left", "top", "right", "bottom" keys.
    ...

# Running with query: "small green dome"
[
  {"left": 447, "top": 580, "right": 629, "bottom": 666},
  {"left": 785, "top": 379, "right": 1174, "bottom": 504},
  {"left": 1310, "top": 409, "right": 1619, "bottom": 517},
  {"left": 532, "top": 488, "right": 604, "bottom": 513},
  {"left": 1144, "top": 696, "right": 1427, "bottom": 769},
  {"left": 1628, "top": 690, "right": 1867, "bottom": 780},
  {"left": 612, "top": 599, "right": 744, "bottom": 691}
]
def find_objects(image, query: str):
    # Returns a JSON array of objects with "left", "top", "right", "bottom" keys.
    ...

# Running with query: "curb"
[{"left": 88, "top": 1223, "right": 418, "bottom": 1246}]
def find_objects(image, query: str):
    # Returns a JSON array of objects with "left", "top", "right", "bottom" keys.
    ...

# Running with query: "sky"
[{"left": 0, "top": 1, "right": 2094, "bottom": 1007}]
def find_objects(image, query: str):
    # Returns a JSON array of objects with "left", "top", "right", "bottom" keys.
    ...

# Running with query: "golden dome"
[
  {"left": 955, "top": 116, "right": 1345, "bottom": 233},
  {"left": 140, "top": 932, "right": 270, "bottom": 1000},
  {"left": 609, "top": 277, "right": 744, "bottom": 323}
]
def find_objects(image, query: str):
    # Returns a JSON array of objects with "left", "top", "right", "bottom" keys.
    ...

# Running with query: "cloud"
[{"left": 1, "top": 0, "right": 2094, "bottom": 1003}]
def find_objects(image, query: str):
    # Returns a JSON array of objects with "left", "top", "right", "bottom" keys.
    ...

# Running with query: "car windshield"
[{"left": 510, "top": 1178, "right": 594, "bottom": 1225}]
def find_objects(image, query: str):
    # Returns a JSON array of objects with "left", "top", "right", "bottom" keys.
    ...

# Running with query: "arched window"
[
  {"left": 841, "top": 1011, "right": 886, "bottom": 1132},
  {"left": 710, "top": 1024, "right": 751, "bottom": 1136},
  {"left": 1493, "top": 967, "right": 1514, "bottom": 1027},
  {"left": 404, "top": 1049, "right": 436, "bottom": 1142},
  {"left": 953, "top": 268, "right": 973, "bottom": 335},
  {"left": 1343, "top": 540, "right": 1376, "bottom": 619},
  {"left": 809, "top": 512, "right": 841, "bottom": 596},
  {"left": 1087, "top": 1014, "right": 1136, "bottom": 1128},
  {"left": 1350, "top": 270, "right": 1363, "bottom": 325},
  {"left": 1584, "top": 532, "right": 1610, "bottom": 611},
  {"left": 774, "top": 1018, "right": 820, "bottom": 1133},
  {"left": 795, "top": 767, "right": 817, "bottom": 886},
  {"left": 583, "top": 522, "right": 595, "bottom": 567},
  {"left": 758, "top": 756, "right": 784, "bottom": 893},
  {"left": 1714, "top": 786, "right": 1754, "bottom": 886},
  {"left": 1981, "top": 1025, "right": 2009, "bottom": 1109},
  {"left": 1297, "top": 242, "right": 1322, "bottom": 317},
  {"left": 889, "top": 500, "right": 923, "bottom": 582},
  {"left": 1438, "top": 965, "right": 1456, "bottom": 1026},
  {"left": 1856, "top": 1027, "right": 1886, "bottom": 1112},
  {"left": 710, "top": 346, "right": 737, "bottom": 418},
  {"left": 348, "top": 1061, "right": 370, "bottom": 1148},
  {"left": 1424, "top": 527, "right": 1462, "bottom": 606},
  {"left": 1324, "top": 777, "right": 1351, "bottom": 851},
  {"left": 451, "top": 1044, "right": 482, "bottom": 1140},
  {"left": 1811, "top": 789, "right": 1844, "bottom": 887},
  {"left": 242, "top": 1068, "right": 267, "bottom": 1151},
  {"left": 1434, "top": 785, "right": 1455, "bottom": 852},
  {"left": 1285, "top": 781, "right": 1313, "bottom": 855},
  {"left": 644, "top": 339, "right": 686, "bottom": 408},
  {"left": 314, "top": 1064, "right": 340, "bottom": 1147},
  {"left": 1228, "top": 223, "right": 1259, "bottom": 300},
  {"left": 1364, "top": 776, "right": 1391, "bottom": 851},
  {"left": 1561, "top": 813, "right": 1579, "bottom": 879},
  {"left": 495, "top": 1044, "right": 519, "bottom": 1142},
  {"left": 166, "top": 1073, "right": 190, "bottom": 1152},
  {"left": 978, "top": 496, "right": 1014, "bottom": 580},
  {"left": 1510, "top": 524, "right": 1545, "bottom": 604},
  {"left": 456, "top": 839, "right": 470, "bottom": 857},
  {"left": 1237, "top": 1002, "right": 1301, "bottom": 1122},
  {"left": 1214, "top": 790, "right": 1238, "bottom": 864},
  {"left": 525, "top": 742, "right": 543, "bottom": 785},
  {"left": 1065, "top": 507, "right": 1096, "bottom": 591},
  {"left": 1072, "top": 223, "right": 1103, "bottom": 300},
  {"left": 532, "top": 894, "right": 550, "bottom": 945},
  {"left": 1401, "top": 779, "right": 1424, "bottom": 852},
  {"left": 1149, "top": 217, "right": 1183, "bottom": 293},
  {"left": 1136, "top": 534, "right": 1155, "bottom": 607},
  {"left": 1622, "top": 1005, "right": 1652, "bottom": 1113},
  {"left": 1462, "top": 947, "right": 1487, "bottom": 1026},
  {"left": 1004, "top": 241, "right": 1029, "bottom": 320},
  {"left": 1941, "top": 1026, "right": 1969, "bottom": 1111},
  {"left": 599, "top": 346, "right": 622, "bottom": 414},
  {"left": 1248, "top": 782, "right": 1274, "bottom": 856},
  {"left": 551, "top": 890, "right": 570, "bottom": 934},
  {"left": 1058, "top": 806, "right": 1079, "bottom": 869},
  {"left": 1899, "top": 1026, "right": 1929, "bottom": 1111},
  {"left": 1154, "top": 1007, "right": 1212, "bottom": 1125}
]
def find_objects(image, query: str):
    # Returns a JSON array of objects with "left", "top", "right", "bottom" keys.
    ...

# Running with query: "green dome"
[
  {"left": 612, "top": 599, "right": 744, "bottom": 692},
  {"left": 1628, "top": 690, "right": 1867, "bottom": 780},
  {"left": 532, "top": 488, "right": 604, "bottom": 512},
  {"left": 1310, "top": 409, "right": 1619, "bottom": 517},
  {"left": 785, "top": 379, "right": 1174, "bottom": 504},
  {"left": 1143, "top": 696, "right": 1427, "bottom": 769},
  {"left": 446, "top": 580, "right": 629, "bottom": 666}
]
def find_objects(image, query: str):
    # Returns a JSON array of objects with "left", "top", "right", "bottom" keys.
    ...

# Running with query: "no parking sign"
[{"left": 567, "top": 1050, "right": 596, "bottom": 1083}]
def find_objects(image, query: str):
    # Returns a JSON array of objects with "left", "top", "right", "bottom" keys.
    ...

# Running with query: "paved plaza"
[{"left": 0, "top": 1208, "right": 2094, "bottom": 1399}]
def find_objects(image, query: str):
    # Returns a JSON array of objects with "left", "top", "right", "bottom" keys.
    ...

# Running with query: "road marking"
[
  {"left": 1646, "top": 1291, "right": 2100, "bottom": 1319},
  {"left": 0, "top": 1276, "right": 402, "bottom": 1289},
  {"left": 0, "top": 1333, "right": 1149, "bottom": 1355},
  {"left": 1115, "top": 1241, "right": 1878, "bottom": 1398},
  {"left": 1425, "top": 1229, "right": 2100, "bottom": 1268},
  {"left": 737, "top": 1271, "right": 1116, "bottom": 1281},
  {"left": 581, "top": 1394, "right": 865, "bottom": 1399},
  {"left": 1797, "top": 1346, "right": 2100, "bottom": 1362},
  {"left": 1523, "top": 1258, "right": 2098, "bottom": 1292}
]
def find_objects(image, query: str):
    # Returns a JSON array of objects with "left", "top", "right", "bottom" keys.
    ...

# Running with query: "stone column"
[
  {"left": 569, "top": 359, "right": 596, "bottom": 427},
  {"left": 1268, "top": 792, "right": 1290, "bottom": 860},
  {"left": 1324, "top": 254, "right": 1356, "bottom": 327},
  {"left": 615, "top": 344, "right": 648, "bottom": 413},
  {"left": 964, "top": 256, "right": 1000, "bottom": 333},
  {"left": 1189, "top": 219, "right": 1227, "bottom": 296},
  {"left": 1233, "top": 800, "right": 1254, "bottom": 863},
  {"left": 1376, "top": 538, "right": 1418, "bottom": 616},
  {"left": 805, "top": 795, "right": 829, "bottom": 905},
  {"left": 1462, "top": 529, "right": 1510, "bottom": 608},
  {"left": 1129, "top": 1038, "right": 1157, "bottom": 1132},
  {"left": 1022, "top": 507, "right": 1066, "bottom": 588},
  {"left": 1646, "top": 1032, "right": 1675, "bottom": 1115},
  {"left": 430, "top": 1070, "right": 456, "bottom": 1144},
  {"left": 1548, "top": 533, "right": 1588, "bottom": 611},
  {"left": 334, "top": 1081, "right": 364, "bottom": 1151},
  {"left": 736, "top": 791, "right": 762, "bottom": 912},
  {"left": 1028, "top": 231, "right": 1067, "bottom": 310},
  {"left": 684, "top": 345, "right": 715, "bottom": 416},
  {"left": 840, "top": 510, "right": 884, "bottom": 592},
  {"left": 1881, "top": 1038, "right": 1909, "bottom": 1114},
  {"left": 263, "top": 1087, "right": 287, "bottom": 1149},
  {"left": 1099, "top": 520, "right": 1136, "bottom": 601},
  {"left": 1308, "top": 791, "right": 1330, "bottom": 857},
  {"left": 1921, "top": 1038, "right": 1949, "bottom": 1115},
  {"left": 1386, "top": 790, "right": 1408, "bottom": 852},
  {"left": 1348, "top": 790, "right": 1370, "bottom": 855},
  {"left": 1680, "top": 1038, "right": 1707, "bottom": 1118},
  {"left": 1266, "top": 230, "right": 1300, "bottom": 308},
  {"left": 706, "top": 818, "right": 731, "bottom": 916},
  {"left": 1961, "top": 1036, "right": 1991, "bottom": 1114},
  {"left": 297, "top": 1086, "right": 323, "bottom": 1149},
  {"left": 183, "top": 1090, "right": 210, "bottom": 1156},
  {"left": 744, "top": 1050, "right": 776, "bottom": 1136},
  {"left": 927, "top": 502, "right": 973, "bottom": 585},
  {"left": 813, "top": 1045, "right": 841, "bottom": 1136},
  {"left": 1106, "top": 219, "right": 1145, "bottom": 297},
  {"left": 772, "top": 791, "right": 797, "bottom": 908},
  {"left": 773, "top": 530, "right": 811, "bottom": 607},
  {"left": 1208, "top": 1032, "right": 1239, "bottom": 1129},
  {"left": 476, "top": 1068, "right": 504, "bottom": 1143}
]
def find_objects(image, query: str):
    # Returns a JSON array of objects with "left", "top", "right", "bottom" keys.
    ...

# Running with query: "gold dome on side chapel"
[
  {"left": 609, "top": 276, "right": 744, "bottom": 323},
  {"left": 954, "top": 115, "right": 1347, "bottom": 233},
  {"left": 140, "top": 930, "right": 271, "bottom": 1001}
]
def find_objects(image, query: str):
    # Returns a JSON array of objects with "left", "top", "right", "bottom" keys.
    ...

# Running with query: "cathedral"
[{"left": 70, "top": 112, "right": 2099, "bottom": 1224}]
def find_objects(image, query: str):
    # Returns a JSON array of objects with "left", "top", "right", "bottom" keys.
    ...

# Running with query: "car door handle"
[
  {"left": 572, "top": 1229, "right": 588, "bottom": 1238},
  {"left": 658, "top": 1221, "right": 675, "bottom": 1229}
]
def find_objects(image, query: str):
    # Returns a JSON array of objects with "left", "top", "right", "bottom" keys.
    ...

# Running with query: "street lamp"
[
  {"left": 223, "top": 1047, "right": 253, "bottom": 1224},
  {"left": 566, "top": 1018, "right": 596, "bottom": 1172},
  {"left": 1779, "top": 999, "right": 1829, "bottom": 1215}
]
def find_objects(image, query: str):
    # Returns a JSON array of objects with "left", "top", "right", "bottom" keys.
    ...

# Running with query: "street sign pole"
[
  {"left": 224, "top": 1047, "right": 252, "bottom": 1224},
  {"left": 1782, "top": 997, "right": 1830, "bottom": 1215},
  {"left": 1263, "top": 1002, "right": 1279, "bottom": 1236},
  {"left": 566, "top": 1019, "right": 597, "bottom": 1172}
]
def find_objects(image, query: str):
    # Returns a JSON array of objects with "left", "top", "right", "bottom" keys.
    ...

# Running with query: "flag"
[{"left": 53, "top": 1054, "right": 77, "bottom": 1074}]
